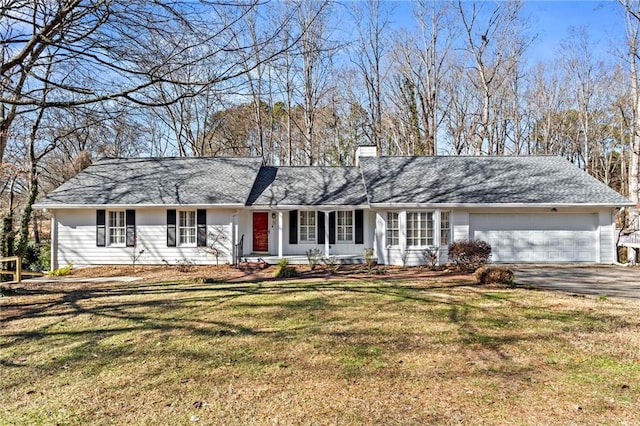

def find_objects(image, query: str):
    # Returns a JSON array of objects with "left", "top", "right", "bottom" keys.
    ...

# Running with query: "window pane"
[
  {"left": 300, "top": 211, "right": 316, "bottom": 242},
  {"left": 406, "top": 211, "right": 435, "bottom": 247},
  {"left": 337, "top": 211, "right": 353, "bottom": 242},
  {"left": 108, "top": 211, "right": 126, "bottom": 245},
  {"left": 178, "top": 211, "right": 196, "bottom": 245},
  {"left": 386, "top": 212, "right": 399, "bottom": 247}
]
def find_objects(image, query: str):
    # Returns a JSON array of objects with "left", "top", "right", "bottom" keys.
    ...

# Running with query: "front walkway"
[{"left": 512, "top": 264, "right": 640, "bottom": 300}]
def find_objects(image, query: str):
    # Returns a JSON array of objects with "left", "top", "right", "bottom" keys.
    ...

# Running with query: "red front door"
[{"left": 253, "top": 212, "right": 269, "bottom": 252}]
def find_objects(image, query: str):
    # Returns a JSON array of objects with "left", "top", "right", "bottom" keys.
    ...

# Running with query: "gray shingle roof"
[
  {"left": 359, "top": 156, "right": 632, "bottom": 206},
  {"left": 247, "top": 166, "right": 368, "bottom": 206},
  {"left": 36, "top": 157, "right": 263, "bottom": 206},
  {"left": 36, "top": 155, "right": 631, "bottom": 209}
]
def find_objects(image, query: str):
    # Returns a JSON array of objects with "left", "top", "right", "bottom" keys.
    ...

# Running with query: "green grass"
[{"left": 1, "top": 279, "right": 640, "bottom": 425}]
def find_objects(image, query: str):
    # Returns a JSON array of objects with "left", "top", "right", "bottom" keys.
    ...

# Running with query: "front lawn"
[{"left": 1, "top": 277, "right": 639, "bottom": 425}]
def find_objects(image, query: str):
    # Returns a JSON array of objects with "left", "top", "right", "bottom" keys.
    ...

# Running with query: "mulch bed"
[{"left": 60, "top": 263, "right": 475, "bottom": 284}]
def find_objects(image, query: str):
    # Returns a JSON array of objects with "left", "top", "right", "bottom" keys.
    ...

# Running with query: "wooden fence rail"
[{"left": 0, "top": 256, "right": 44, "bottom": 283}]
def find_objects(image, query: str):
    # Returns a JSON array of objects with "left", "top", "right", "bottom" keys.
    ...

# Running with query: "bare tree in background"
[
  {"left": 455, "top": 0, "right": 526, "bottom": 155},
  {"left": 0, "top": 0, "right": 290, "bottom": 162},
  {"left": 560, "top": 27, "right": 599, "bottom": 171},
  {"left": 295, "top": 0, "right": 338, "bottom": 165},
  {"left": 621, "top": 1, "right": 640, "bottom": 215},
  {"left": 351, "top": 0, "right": 392, "bottom": 155},
  {"left": 392, "top": 0, "right": 455, "bottom": 156},
  {"left": 620, "top": 0, "right": 640, "bottom": 264},
  {"left": 525, "top": 62, "right": 570, "bottom": 155}
]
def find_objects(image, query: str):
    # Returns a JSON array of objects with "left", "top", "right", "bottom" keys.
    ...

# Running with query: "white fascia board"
[
  {"left": 368, "top": 202, "right": 634, "bottom": 209},
  {"left": 33, "top": 203, "right": 246, "bottom": 210}
]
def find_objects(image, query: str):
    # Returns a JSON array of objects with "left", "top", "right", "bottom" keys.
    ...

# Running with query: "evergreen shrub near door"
[{"left": 274, "top": 259, "right": 297, "bottom": 278}]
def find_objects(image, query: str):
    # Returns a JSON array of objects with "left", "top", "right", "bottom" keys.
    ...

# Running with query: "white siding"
[
  {"left": 598, "top": 209, "right": 616, "bottom": 263},
  {"left": 54, "top": 206, "right": 618, "bottom": 267},
  {"left": 56, "top": 208, "right": 234, "bottom": 266},
  {"left": 452, "top": 211, "right": 470, "bottom": 242}
]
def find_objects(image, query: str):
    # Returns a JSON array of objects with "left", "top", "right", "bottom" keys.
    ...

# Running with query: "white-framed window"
[
  {"left": 179, "top": 210, "right": 197, "bottom": 246},
  {"left": 299, "top": 211, "right": 316, "bottom": 242},
  {"left": 406, "top": 211, "right": 434, "bottom": 247},
  {"left": 440, "top": 211, "right": 451, "bottom": 245},
  {"left": 386, "top": 212, "right": 399, "bottom": 247},
  {"left": 108, "top": 210, "right": 126, "bottom": 246},
  {"left": 336, "top": 211, "right": 353, "bottom": 242}
]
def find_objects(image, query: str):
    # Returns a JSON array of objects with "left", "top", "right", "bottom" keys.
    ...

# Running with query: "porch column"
[
  {"left": 434, "top": 210, "right": 441, "bottom": 248},
  {"left": 278, "top": 211, "right": 283, "bottom": 259},
  {"left": 324, "top": 211, "right": 330, "bottom": 258}
]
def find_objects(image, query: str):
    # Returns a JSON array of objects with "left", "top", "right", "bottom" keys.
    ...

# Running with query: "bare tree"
[
  {"left": 392, "top": 0, "right": 455, "bottom": 156},
  {"left": 454, "top": 0, "right": 527, "bottom": 155},
  {"left": 294, "top": 0, "right": 339, "bottom": 165},
  {"left": 0, "top": 1, "right": 292, "bottom": 161},
  {"left": 621, "top": 1, "right": 640, "bottom": 214},
  {"left": 525, "top": 62, "right": 570, "bottom": 155},
  {"left": 351, "top": 0, "right": 393, "bottom": 155}
]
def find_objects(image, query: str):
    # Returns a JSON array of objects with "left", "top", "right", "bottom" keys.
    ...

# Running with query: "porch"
[{"left": 234, "top": 209, "right": 374, "bottom": 265}]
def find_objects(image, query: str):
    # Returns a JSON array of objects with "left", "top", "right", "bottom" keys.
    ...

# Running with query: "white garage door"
[{"left": 469, "top": 214, "right": 597, "bottom": 263}]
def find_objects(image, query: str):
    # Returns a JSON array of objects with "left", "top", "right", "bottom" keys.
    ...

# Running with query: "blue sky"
[{"left": 524, "top": 1, "right": 625, "bottom": 62}]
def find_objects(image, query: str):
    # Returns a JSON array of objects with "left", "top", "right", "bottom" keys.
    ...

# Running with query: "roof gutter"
[
  {"left": 247, "top": 204, "right": 370, "bottom": 210},
  {"left": 367, "top": 202, "right": 635, "bottom": 209},
  {"left": 33, "top": 203, "right": 247, "bottom": 210}
]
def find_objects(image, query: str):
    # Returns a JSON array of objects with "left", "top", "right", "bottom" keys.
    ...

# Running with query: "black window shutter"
[
  {"left": 167, "top": 209, "right": 176, "bottom": 247},
  {"left": 329, "top": 212, "right": 336, "bottom": 244},
  {"left": 318, "top": 212, "right": 325, "bottom": 244},
  {"left": 96, "top": 210, "right": 106, "bottom": 247},
  {"left": 355, "top": 209, "right": 364, "bottom": 244},
  {"left": 126, "top": 210, "right": 136, "bottom": 247},
  {"left": 289, "top": 210, "right": 298, "bottom": 244},
  {"left": 197, "top": 209, "right": 207, "bottom": 247}
]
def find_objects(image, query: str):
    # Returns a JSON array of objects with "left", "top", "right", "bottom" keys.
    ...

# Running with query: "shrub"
[
  {"left": 273, "top": 259, "right": 297, "bottom": 278},
  {"left": 448, "top": 240, "right": 492, "bottom": 271},
  {"left": 363, "top": 248, "right": 376, "bottom": 271},
  {"left": 38, "top": 244, "right": 51, "bottom": 271},
  {"left": 475, "top": 266, "right": 514, "bottom": 285},
  {"left": 19, "top": 242, "right": 50, "bottom": 272},
  {"left": 423, "top": 247, "right": 439, "bottom": 269},
  {"left": 49, "top": 263, "right": 73, "bottom": 277},
  {"left": 322, "top": 256, "right": 340, "bottom": 274},
  {"left": 306, "top": 249, "right": 322, "bottom": 271},
  {"left": 175, "top": 258, "right": 195, "bottom": 273}
]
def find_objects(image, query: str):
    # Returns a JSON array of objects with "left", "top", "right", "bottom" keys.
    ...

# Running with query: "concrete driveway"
[{"left": 511, "top": 265, "right": 640, "bottom": 300}]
